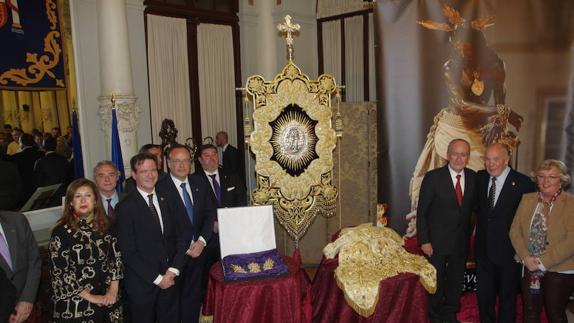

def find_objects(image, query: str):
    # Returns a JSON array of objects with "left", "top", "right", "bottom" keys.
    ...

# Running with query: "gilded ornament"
[
  {"left": 246, "top": 18, "right": 340, "bottom": 243},
  {"left": 231, "top": 264, "right": 247, "bottom": 273},
  {"left": 0, "top": 0, "right": 64, "bottom": 88},
  {"left": 247, "top": 263, "right": 261, "bottom": 273},
  {"left": 263, "top": 258, "right": 275, "bottom": 270},
  {"left": 471, "top": 71, "right": 484, "bottom": 96}
]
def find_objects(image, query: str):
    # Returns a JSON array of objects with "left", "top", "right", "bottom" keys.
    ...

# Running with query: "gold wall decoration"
[{"left": 246, "top": 15, "right": 340, "bottom": 243}]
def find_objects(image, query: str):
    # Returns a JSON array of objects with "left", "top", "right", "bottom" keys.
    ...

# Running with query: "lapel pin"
[{"left": 512, "top": 182, "right": 516, "bottom": 186}]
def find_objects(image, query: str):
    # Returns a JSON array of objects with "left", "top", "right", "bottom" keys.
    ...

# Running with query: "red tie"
[{"left": 455, "top": 174, "right": 463, "bottom": 206}]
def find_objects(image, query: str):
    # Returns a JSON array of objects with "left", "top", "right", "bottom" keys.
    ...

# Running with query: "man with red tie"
[
  {"left": 94, "top": 160, "right": 125, "bottom": 224},
  {"left": 417, "top": 139, "right": 476, "bottom": 323}
]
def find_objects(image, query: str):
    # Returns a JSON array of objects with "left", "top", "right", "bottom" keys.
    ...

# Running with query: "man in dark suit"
[
  {"left": 116, "top": 153, "right": 189, "bottom": 323},
  {"left": 215, "top": 131, "right": 241, "bottom": 174},
  {"left": 0, "top": 211, "right": 41, "bottom": 323},
  {"left": 194, "top": 144, "right": 247, "bottom": 289},
  {"left": 0, "top": 159, "right": 22, "bottom": 211},
  {"left": 0, "top": 266, "right": 17, "bottom": 323},
  {"left": 157, "top": 144, "right": 216, "bottom": 323},
  {"left": 9, "top": 134, "right": 44, "bottom": 208},
  {"left": 94, "top": 160, "right": 126, "bottom": 224},
  {"left": 475, "top": 143, "right": 535, "bottom": 323},
  {"left": 417, "top": 139, "right": 476, "bottom": 323},
  {"left": 33, "top": 137, "right": 68, "bottom": 187},
  {"left": 124, "top": 144, "right": 166, "bottom": 194}
]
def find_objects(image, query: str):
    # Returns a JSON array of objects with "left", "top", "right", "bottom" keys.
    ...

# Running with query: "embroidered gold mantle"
[{"left": 323, "top": 224, "right": 437, "bottom": 317}]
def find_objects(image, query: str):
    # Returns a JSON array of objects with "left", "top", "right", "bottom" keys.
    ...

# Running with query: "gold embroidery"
[
  {"left": 263, "top": 258, "right": 275, "bottom": 270},
  {"left": 231, "top": 265, "right": 247, "bottom": 273},
  {"left": 247, "top": 263, "right": 261, "bottom": 273},
  {"left": 0, "top": 0, "right": 64, "bottom": 88},
  {"left": 324, "top": 224, "right": 437, "bottom": 317}
]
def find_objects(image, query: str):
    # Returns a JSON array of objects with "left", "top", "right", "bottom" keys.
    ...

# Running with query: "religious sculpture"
[{"left": 406, "top": 5, "right": 523, "bottom": 236}]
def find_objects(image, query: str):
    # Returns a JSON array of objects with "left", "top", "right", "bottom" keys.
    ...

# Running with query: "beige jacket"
[{"left": 509, "top": 192, "right": 574, "bottom": 272}]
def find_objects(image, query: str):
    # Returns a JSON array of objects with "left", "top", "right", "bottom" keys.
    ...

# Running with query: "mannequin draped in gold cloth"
[{"left": 406, "top": 8, "right": 523, "bottom": 237}]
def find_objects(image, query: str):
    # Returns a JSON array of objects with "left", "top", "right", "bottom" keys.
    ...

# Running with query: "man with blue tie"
[{"left": 157, "top": 144, "right": 216, "bottom": 323}]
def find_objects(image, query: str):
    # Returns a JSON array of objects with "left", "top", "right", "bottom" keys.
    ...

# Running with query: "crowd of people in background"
[{"left": 0, "top": 124, "right": 75, "bottom": 211}]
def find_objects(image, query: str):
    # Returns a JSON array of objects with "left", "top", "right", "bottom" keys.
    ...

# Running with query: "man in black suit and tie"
[
  {"left": 9, "top": 134, "right": 44, "bottom": 208},
  {"left": 157, "top": 144, "right": 216, "bottom": 323},
  {"left": 475, "top": 143, "right": 535, "bottom": 323},
  {"left": 33, "top": 137, "right": 68, "bottom": 187},
  {"left": 0, "top": 159, "right": 22, "bottom": 211},
  {"left": 215, "top": 131, "right": 241, "bottom": 174},
  {"left": 0, "top": 211, "right": 41, "bottom": 323},
  {"left": 116, "top": 153, "right": 189, "bottom": 323},
  {"left": 94, "top": 160, "right": 125, "bottom": 224},
  {"left": 194, "top": 144, "right": 247, "bottom": 290},
  {"left": 417, "top": 139, "right": 476, "bottom": 323}
]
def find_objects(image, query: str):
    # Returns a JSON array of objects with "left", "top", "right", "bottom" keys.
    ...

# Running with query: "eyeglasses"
[
  {"left": 536, "top": 175, "right": 560, "bottom": 182},
  {"left": 169, "top": 159, "right": 191, "bottom": 165}
]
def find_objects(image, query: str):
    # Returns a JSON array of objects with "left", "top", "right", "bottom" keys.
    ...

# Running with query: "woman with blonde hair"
[{"left": 510, "top": 159, "right": 574, "bottom": 323}]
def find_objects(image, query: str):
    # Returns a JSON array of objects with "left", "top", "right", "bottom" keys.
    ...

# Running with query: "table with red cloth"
[
  {"left": 201, "top": 256, "right": 312, "bottom": 323},
  {"left": 311, "top": 256, "right": 429, "bottom": 323}
]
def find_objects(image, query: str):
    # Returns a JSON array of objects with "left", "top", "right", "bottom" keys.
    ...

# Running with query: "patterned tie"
[
  {"left": 0, "top": 230, "right": 13, "bottom": 270},
  {"left": 147, "top": 194, "right": 162, "bottom": 232},
  {"left": 209, "top": 174, "right": 222, "bottom": 207},
  {"left": 488, "top": 177, "right": 497, "bottom": 210},
  {"left": 106, "top": 198, "right": 115, "bottom": 221},
  {"left": 180, "top": 182, "right": 194, "bottom": 225},
  {"left": 455, "top": 174, "right": 463, "bottom": 206}
]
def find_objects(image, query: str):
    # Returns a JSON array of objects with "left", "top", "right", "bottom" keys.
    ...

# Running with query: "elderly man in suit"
[
  {"left": 94, "top": 160, "right": 125, "bottom": 223},
  {"left": 417, "top": 139, "right": 476, "bottom": 323},
  {"left": 157, "top": 144, "right": 216, "bottom": 323},
  {"left": 0, "top": 211, "right": 41, "bottom": 323},
  {"left": 475, "top": 143, "right": 535, "bottom": 323},
  {"left": 116, "top": 153, "right": 189, "bottom": 323}
]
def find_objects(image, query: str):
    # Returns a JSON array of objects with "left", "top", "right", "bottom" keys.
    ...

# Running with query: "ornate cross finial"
[
  {"left": 277, "top": 15, "right": 300, "bottom": 61},
  {"left": 111, "top": 92, "right": 116, "bottom": 109}
]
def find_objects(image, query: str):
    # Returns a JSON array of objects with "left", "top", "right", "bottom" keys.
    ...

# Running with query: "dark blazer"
[
  {"left": 0, "top": 159, "right": 22, "bottom": 210},
  {"left": 222, "top": 145, "right": 240, "bottom": 174},
  {"left": 156, "top": 174, "right": 216, "bottom": 243},
  {"left": 116, "top": 189, "right": 189, "bottom": 296},
  {"left": 9, "top": 147, "right": 44, "bottom": 207},
  {"left": 194, "top": 168, "right": 247, "bottom": 208},
  {"left": 0, "top": 211, "right": 41, "bottom": 303},
  {"left": 0, "top": 266, "right": 17, "bottom": 322},
  {"left": 33, "top": 151, "right": 68, "bottom": 187},
  {"left": 475, "top": 169, "right": 535, "bottom": 266},
  {"left": 417, "top": 165, "right": 476, "bottom": 255}
]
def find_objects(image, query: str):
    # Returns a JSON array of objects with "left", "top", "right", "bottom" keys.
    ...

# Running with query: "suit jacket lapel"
[
  {"left": 136, "top": 193, "right": 163, "bottom": 235},
  {"left": 0, "top": 217, "right": 16, "bottom": 274},
  {"left": 460, "top": 168, "right": 473, "bottom": 208},
  {"left": 490, "top": 170, "right": 512, "bottom": 214}
]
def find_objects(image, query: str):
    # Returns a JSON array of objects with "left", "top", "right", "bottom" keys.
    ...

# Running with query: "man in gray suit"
[
  {"left": 0, "top": 211, "right": 41, "bottom": 323},
  {"left": 94, "top": 160, "right": 125, "bottom": 223}
]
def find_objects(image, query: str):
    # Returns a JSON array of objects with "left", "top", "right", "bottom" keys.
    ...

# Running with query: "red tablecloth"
[
  {"left": 311, "top": 257, "right": 428, "bottom": 323},
  {"left": 202, "top": 256, "right": 312, "bottom": 323}
]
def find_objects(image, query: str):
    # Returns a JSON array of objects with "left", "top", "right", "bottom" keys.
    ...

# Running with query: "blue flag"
[
  {"left": 72, "top": 110, "right": 84, "bottom": 178},
  {"left": 111, "top": 108, "right": 125, "bottom": 192}
]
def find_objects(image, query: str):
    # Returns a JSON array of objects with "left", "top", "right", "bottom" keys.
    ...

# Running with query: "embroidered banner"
[{"left": 0, "top": 0, "right": 65, "bottom": 90}]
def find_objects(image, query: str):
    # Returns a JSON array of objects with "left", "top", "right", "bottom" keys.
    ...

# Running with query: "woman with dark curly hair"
[{"left": 49, "top": 178, "right": 123, "bottom": 322}]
